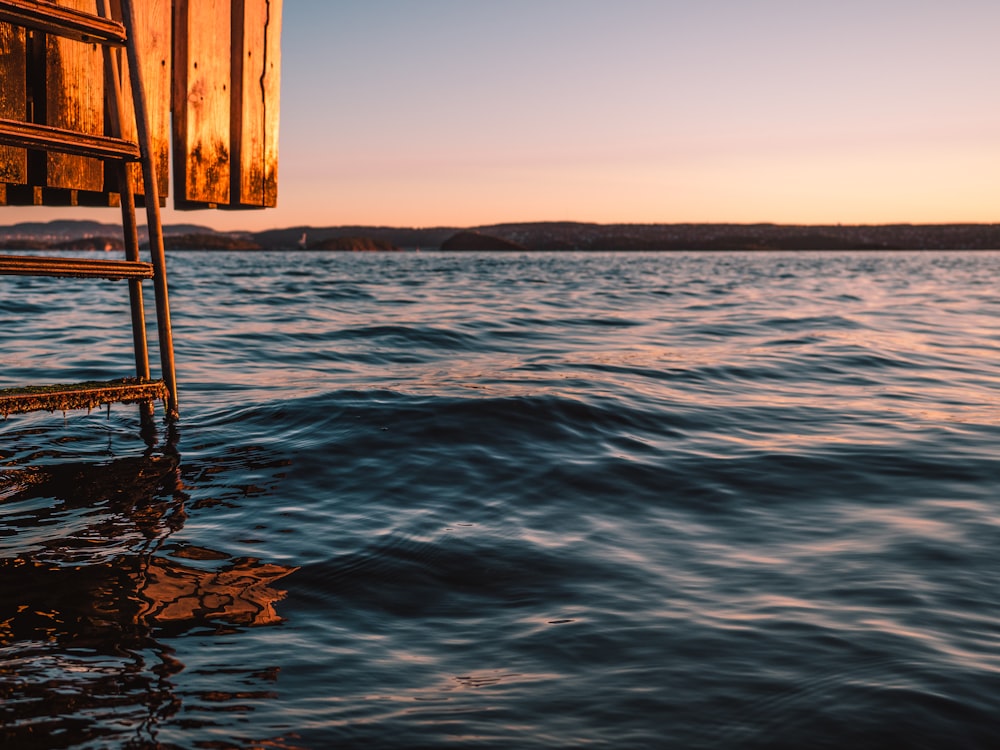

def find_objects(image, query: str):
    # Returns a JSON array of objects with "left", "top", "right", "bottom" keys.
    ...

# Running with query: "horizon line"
[{"left": 4, "top": 218, "right": 1000, "bottom": 233}]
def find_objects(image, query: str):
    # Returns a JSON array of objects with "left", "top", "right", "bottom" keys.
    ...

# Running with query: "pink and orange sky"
[{"left": 6, "top": 0, "right": 1000, "bottom": 231}]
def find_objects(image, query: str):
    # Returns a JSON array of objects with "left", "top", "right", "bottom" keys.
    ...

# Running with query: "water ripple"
[{"left": 2, "top": 250, "right": 999, "bottom": 748}]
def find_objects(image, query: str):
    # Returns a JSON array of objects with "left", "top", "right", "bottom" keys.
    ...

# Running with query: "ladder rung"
[
  {"left": 0, "top": 254, "right": 154, "bottom": 279},
  {"left": 0, "top": 378, "right": 167, "bottom": 416},
  {"left": 0, "top": 0, "right": 126, "bottom": 45},
  {"left": 0, "top": 119, "right": 140, "bottom": 161}
]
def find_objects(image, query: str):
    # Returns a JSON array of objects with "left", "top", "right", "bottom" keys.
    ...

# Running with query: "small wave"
[{"left": 329, "top": 324, "right": 482, "bottom": 351}]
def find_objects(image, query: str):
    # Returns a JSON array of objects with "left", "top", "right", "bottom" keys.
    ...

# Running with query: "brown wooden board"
[
  {"left": 45, "top": 0, "right": 104, "bottom": 192},
  {"left": 0, "top": 21, "right": 27, "bottom": 204},
  {"left": 172, "top": 0, "right": 231, "bottom": 208},
  {"left": 229, "top": 0, "right": 280, "bottom": 208}
]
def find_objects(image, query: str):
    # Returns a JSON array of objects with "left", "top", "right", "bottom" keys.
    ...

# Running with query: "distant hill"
[
  {"left": 440, "top": 231, "right": 528, "bottom": 252},
  {"left": 162, "top": 233, "right": 262, "bottom": 250},
  {"left": 2, "top": 219, "right": 999, "bottom": 251},
  {"left": 0, "top": 220, "right": 123, "bottom": 239},
  {"left": 252, "top": 225, "right": 458, "bottom": 250},
  {"left": 469, "top": 222, "right": 1000, "bottom": 251},
  {"left": 0, "top": 219, "right": 219, "bottom": 247}
]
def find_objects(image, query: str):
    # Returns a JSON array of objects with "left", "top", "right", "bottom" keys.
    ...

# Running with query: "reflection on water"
[
  {"left": 3, "top": 251, "right": 999, "bottom": 748},
  {"left": 0, "top": 435, "right": 296, "bottom": 747},
  {"left": 140, "top": 553, "right": 295, "bottom": 629}
]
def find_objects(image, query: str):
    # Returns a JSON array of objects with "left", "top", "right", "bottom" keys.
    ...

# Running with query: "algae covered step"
[{"left": 0, "top": 378, "right": 167, "bottom": 416}]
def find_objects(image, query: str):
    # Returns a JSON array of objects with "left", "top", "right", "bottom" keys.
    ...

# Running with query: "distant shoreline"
[{"left": 2, "top": 220, "right": 1000, "bottom": 252}]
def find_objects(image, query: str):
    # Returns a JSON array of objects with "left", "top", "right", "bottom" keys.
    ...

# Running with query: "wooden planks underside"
[{"left": 0, "top": 0, "right": 279, "bottom": 210}]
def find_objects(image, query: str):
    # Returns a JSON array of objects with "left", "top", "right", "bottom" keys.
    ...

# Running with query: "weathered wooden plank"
[
  {"left": 230, "top": 0, "right": 280, "bottom": 208},
  {"left": 173, "top": 0, "right": 230, "bottom": 208},
  {"left": 0, "top": 20, "right": 27, "bottom": 192},
  {"left": 46, "top": 0, "right": 104, "bottom": 192},
  {"left": 109, "top": 0, "right": 168, "bottom": 202}
]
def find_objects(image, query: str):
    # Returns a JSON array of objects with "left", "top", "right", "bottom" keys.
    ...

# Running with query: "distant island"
[{"left": 1, "top": 219, "right": 999, "bottom": 252}]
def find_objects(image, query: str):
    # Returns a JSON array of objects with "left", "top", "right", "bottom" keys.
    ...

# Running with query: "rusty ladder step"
[
  {"left": 0, "top": 0, "right": 126, "bottom": 45},
  {"left": 0, "top": 119, "right": 140, "bottom": 162},
  {"left": 0, "top": 254, "right": 154, "bottom": 279},
  {"left": 0, "top": 378, "right": 168, "bottom": 417}
]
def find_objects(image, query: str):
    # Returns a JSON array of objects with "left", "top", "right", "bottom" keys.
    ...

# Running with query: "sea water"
[{"left": 1, "top": 250, "right": 998, "bottom": 748}]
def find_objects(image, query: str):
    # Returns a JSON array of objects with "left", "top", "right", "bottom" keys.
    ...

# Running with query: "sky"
[{"left": 7, "top": 0, "right": 1000, "bottom": 230}]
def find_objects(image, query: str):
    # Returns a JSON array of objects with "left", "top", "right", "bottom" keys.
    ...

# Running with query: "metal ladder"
[{"left": 0, "top": 0, "right": 178, "bottom": 422}]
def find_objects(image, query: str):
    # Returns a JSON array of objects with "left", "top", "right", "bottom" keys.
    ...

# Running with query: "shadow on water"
[{"left": 0, "top": 426, "right": 297, "bottom": 749}]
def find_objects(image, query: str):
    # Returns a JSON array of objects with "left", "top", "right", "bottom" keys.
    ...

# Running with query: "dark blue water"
[{"left": 1, "top": 250, "right": 998, "bottom": 749}]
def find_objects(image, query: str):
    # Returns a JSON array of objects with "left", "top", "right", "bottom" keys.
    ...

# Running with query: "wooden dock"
[{"left": 0, "top": 0, "right": 282, "bottom": 423}]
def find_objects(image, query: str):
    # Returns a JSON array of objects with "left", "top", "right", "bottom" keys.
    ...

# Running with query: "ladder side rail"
[
  {"left": 97, "top": 0, "right": 152, "bottom": 398},
  {"left": 119, "top": 0, "right": 177, "bottom": 419}
]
